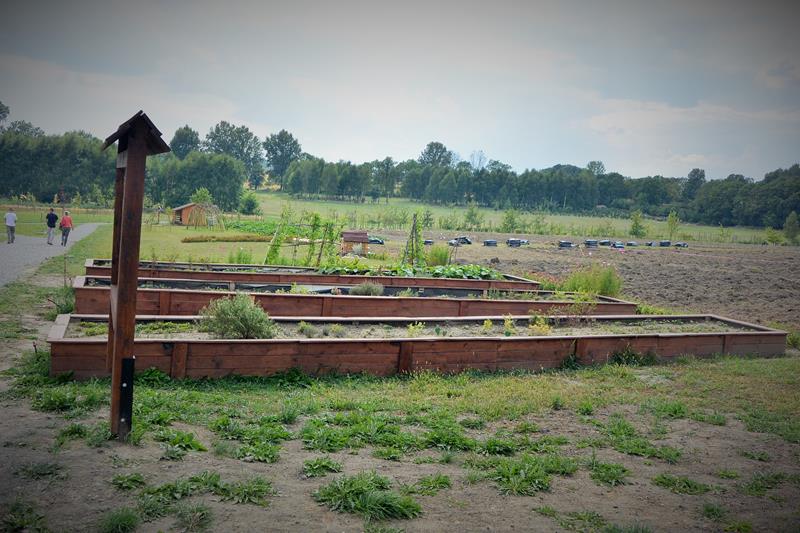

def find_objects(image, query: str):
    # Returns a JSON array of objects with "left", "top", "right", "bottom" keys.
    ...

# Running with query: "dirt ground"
[
  {"left": 393, "top": 231, "right": 800, "bottom": 330},
  {"left": 2, "top": 245, "right": 800, "bottom": 532}
]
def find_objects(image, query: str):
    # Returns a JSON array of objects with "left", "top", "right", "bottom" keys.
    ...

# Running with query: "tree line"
[{"left": 1, "top": 100, "right": 797, "bottom": 229}]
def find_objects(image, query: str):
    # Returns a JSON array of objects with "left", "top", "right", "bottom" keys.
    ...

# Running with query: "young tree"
[
  {"left": 239, "top": 190, "right": 262, "bottom": 215},
  {"left": 190, "top": 187, "right": 214, "bottom": 205},
  {"left": 263, "top": 129, "right": 302, "bottom": 189},
  {"left": 170, "top": 125, "right": 200, "bottom": 159},
  {"left": 463, "top": 201, "right": 485, "bottom": 230},
  {"left": 204, "top": 121, "right": 264, "bottom": 190},
  {"left": 784, "top": 211, "right": 799, "bottom": 244},
  {"left": 666, "top": 209, "right": 680, "bottom": 241},
  {"left": 629, "top": 209, "right": 647, "bottom": 237}
]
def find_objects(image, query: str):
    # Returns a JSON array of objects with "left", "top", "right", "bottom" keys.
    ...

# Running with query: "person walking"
[
  {"left": 4, "top": 207, "right": 16, "bottom": 244},
  {"left": 45, "top": 207, "right": 59, "bottom": 245},
  {"left": 59, "top": 210, "right": 74, "bottom": 246}
]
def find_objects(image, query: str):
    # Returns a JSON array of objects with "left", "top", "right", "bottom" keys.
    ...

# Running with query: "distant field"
[{"left": 255, "top": 192, "right": 769, "bottom": 244}]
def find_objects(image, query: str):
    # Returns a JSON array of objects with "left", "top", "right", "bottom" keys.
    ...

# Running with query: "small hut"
[
  {"left": 341, "top": 230, "right": 369, "bottom": 255},
  {"left": 172, "top": 202, "right": 197, "bottom": 225}
]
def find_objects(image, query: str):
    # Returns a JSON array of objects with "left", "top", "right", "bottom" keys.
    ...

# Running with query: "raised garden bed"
[
  {"left": 49, "top": 314, "right": 787, "bottom": 379},
  {"left": 72, "top": 275, "right": 637, "bottom": 317},
  {"left": 83, "top": 259, "right": 540, "bottom": 291}
]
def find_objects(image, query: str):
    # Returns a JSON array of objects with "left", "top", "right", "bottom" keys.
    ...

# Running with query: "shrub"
[
  {"left": 348, "top": 282, "right": 384, "bottom": 296},
  {"left": 561, "top": 264, "right": 622, "bottom": 297},
  {"left": 98, "top": 508, "right": 139, "bottom": 533},
  {"left": 425, "top": 244, "right": 450, "bottom": 266},
  {"left": 239, "top": 190, "right": 262, "bottom": 215},
  {"left": 198, "top": 293, "right": 278, "bottom": 339},
  {"left": 226, "top": 247, "right": 254, "bottom": 264}
]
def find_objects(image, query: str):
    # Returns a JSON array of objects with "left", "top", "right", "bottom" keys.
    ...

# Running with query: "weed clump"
[
  {"left": 198, "top": 293, "right": 277, "bottom": 339},
  {"left": 561, "top": 263, "right": 622, "bottom": 297},
  {"left": 98, "top": 507, "right": 140, "bottom": 533},
  {"left": 406, "top": 322, "right": 426, "bottom": 337},
  {"left": 297, "top": 321, "right": 319, "bottom": 338},
  {"left": 303, "top": 457, "right": 343, "bottom": 478},
  {"left": 313, "top": 471, "right": 422, "bottom": 520},
  {"left": 610, "top": 346, "right": 656, "bottom": 366},
  {"left": 652, "top": 473, "right": 711, "bottom": 495},
  {"left": 348, "top": 282, "right": 384, "bottom": 296}
]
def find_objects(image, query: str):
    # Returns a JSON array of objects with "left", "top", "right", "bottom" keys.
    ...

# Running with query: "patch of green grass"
[
  {"left": 740, "top": 472, "right": 788, "bottom": 496},
  {"left": 550, "top": 395, "right": 565, "bottom": 410},
  {"left": 739, "top": 449, "right": 770, "bottom": 462},
  {"left": 112, "top": 473, "right": 147, "bottom": 491},
  {"left": 98, "top": 507, "right": 139, "bottom": 533},
  {"left": 490, "top": 453, "right": 578, "bottom": 495},
  {"left": 373, "top": 446, "right": 404, "bottom": 461},
  {"left": 739, "top": 407, "right": 800, "bottom": 443},
  {"left": 690, "top": 411, "right": 727, "bottom": 426},
  {"left": 602, "top": 414, "right": 681, "bottom": 463},
  {"left": 313, "top": 471, "right": 422, "bottom": 520},
  {"left": 154, "top": 428, "right": 207, "bottom": 451},
  {"left": 174, "top": 502, "right": 214, "bottom": 532},
  {"left": 576, "top": 400, "right": 595, "bottom": 415},
  {"left": 402, "top": 473, "right": 452, "bottom": 496},
  {"left": 54, "top": 422, "right": 88, "bottom": 448},
  {"left": 558, "top": 510, "right": 607, "bottom": 531},
  {"left": 235, "top": 441, "right": 282, "bottom": 463},
  {"left": 1, "top": 500, "right": 48, "bottom": 532},
  {"left": 458, "top": 417, "right": 486, "bottom": 429},
  {"left": 31, "top": 386, "right": 105, "bottom": 416},
  {"left": 716, "top": 470, "right": 739, "bottom": 479},
  {"left": 723, "top": 521, "right": 753, "bottom": 532},
  {"left": 652, "top": 474, "right": 711, "bottom": 495},
  {"left": 303, "top": 457, "right": 343, "bottom": 478},
  {"left": 15, "top": 462, "right": 65, "bottom": 481},
  {"left": 423, "top": 424, "right": 476, "bottom": 451},
  {"left": 534, "top": 505, "right": 558, "bottom": 517},
  {"left": 525, "top": 435, "right": 569, "bottom": 454},
  {"left": 701, "top": 502, "right": 727, "bottom": 522},
  {"left": 160, "top": 444, "right": 188, "bottom": 461},
  {"left": 642, "top": 398, "right": 688, "bottom": 419},
  {"left": 217, "top": 477, "right": 275, "bottom": 505},
  {"left": 479, "top": 436, "right": 518, "bottom": 456},
  {"left": 587, "top": 455, "right": 629, "bottom": 486},
  {"left": 514, "top": 421, "right": 539, "bottom": 434}
]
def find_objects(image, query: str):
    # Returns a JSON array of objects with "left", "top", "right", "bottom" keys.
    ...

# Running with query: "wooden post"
[{"left": 102, "top": 111, "right": 170, "bottom": 439}]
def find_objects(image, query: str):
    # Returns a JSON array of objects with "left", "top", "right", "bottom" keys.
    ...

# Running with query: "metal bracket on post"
[{"left": 118, "top": 357, "right": 135, "bottom": 440}]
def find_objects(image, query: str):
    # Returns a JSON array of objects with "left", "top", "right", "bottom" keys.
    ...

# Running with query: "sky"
[{"left": 1, "top": 0, "right": 798, "bottom": 180}]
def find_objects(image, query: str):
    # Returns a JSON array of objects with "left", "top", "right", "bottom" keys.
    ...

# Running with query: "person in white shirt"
[{"left": 4, "top": 208, "right": 16, "bottom": 244}]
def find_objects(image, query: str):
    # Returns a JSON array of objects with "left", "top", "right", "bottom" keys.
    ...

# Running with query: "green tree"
[
  {"left": 190, "top": 187, "right": 214, "bottom": 205},
  {"left": 170, "top": 125, "right": 200, "bottom": 159},
  {"left": 374, "top": 157, "right": 396, "bottom": 202},
  {"left": 263, "top": 129, "right": 302, "bottom": 189},
  {"left": 683, "top": 168, "right": 706, "bottom": 200},
  {"left": 5, "top": 120, "right": 44, "bottom": 137},
  {"left": 587, "top": 160, "right": 605, "bottom": 176},
  {"left": 204, "top": 121, "right": 264, "bottom": 190},
  {"left": 148, "top": 152, "right": 246, "bottom": 211},
  {"left": 418, "top": 141, "right": 453, "bottom": 167},
  {"left": 666, "top": 209, "right": 680, "bottom": 241},
  {"left": 629, "top": 209, "right": 646, "bottom": 237},
  {"left": 0, "top": 100, "right": 9, "bottom": 127},
  {"left": 784, "top": 211, "right": 799, "bottom": 244},
  {"left": 463, "top": 201, "right": 484, "bottom": 230},
  {"left": 500, "top": 209, "right": 520, "bottom": 233},
  {"left": 239, "top": 190, "right": 262, "bottom": 215}
]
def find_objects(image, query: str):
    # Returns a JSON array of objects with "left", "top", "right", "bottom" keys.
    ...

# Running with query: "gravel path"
[{"left": 0, "top": 223, "right": 104, "bottom": 286}]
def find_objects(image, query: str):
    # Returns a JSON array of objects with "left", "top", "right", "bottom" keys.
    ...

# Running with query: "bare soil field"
[{"left": 394, "top": 232, "right": 800, "bottom": 330}]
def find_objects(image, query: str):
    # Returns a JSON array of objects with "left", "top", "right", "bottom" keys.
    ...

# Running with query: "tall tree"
[
  {"left": 419, "top": 141, "right": 453, "bottom": 167},
  {"left": 683, "top": 168, "right": 706, "bottom": 200},
  {"left": 204, "top": 121, "right": 264, "bottom": 189},
  {"left": 263, "top": 129, "right": 302, "bottom": 190},
  {"left": 0, "top": 101, "right": 9, "bottom": 127},
  {"left": 375, "top": 157, "right": 396, "bottom": 203},
  {"left": 667, "top": 209, "right": 680, "bottom": 241},
  {"left": 170, "top": 125, "right": 200, "bottom": 159},
  {"left": 587, "top": 160, "right": 606, "bottom": 176}
]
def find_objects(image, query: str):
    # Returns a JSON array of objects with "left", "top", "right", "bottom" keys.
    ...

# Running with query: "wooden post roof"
[{"left": 102, "top": 110, "right": 171, "bottom": 155}]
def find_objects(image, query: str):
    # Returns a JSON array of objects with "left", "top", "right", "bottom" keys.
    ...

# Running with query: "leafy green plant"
[
  {"left": 198, "top": 293, "right": 277, "bottom": 339},
  {"left": 303, "top": 457, "right": 343, "bottom": 478},
  {"left": 610, "top": 346, "right": 656, "bottom": 366},
  {"left": 503, "top": 315, "right": 516, "bottom": 336},
  {"left": 373, "top": 446, "right": 403, "bottom": 461},
  {"left": 459, "top": 417, "right": 486, "bottom": 429},
  {"left": 154, "top": 429, "right": 207, "bottom": 451},
  {"left": 297, "top": 321, "right": 319, "bottom": 338},
  {"left": 425, "top": 244, "right": 450, "bottom": 266},
  {"left": 702, "top": 503, "right": 727, "bottom": 522},
  {"left": 740, "top": 472, "right": 788, "bottom": 496},
  {"left": 402, "top": 473, "right": 452, "bottom": 495},
  {"left": 561, "top": 264, "right": 622, "bottom": 297},
  {"left": 323, "top": 323, "right": 346, "bottom": 337},
  {"left": 174, "top": 502, "right": 214, "bottom": 532},
  {"left": 348, "top": 282, "right": 384, "bottom": 296},
  {"left": 588, "top": 457, "right": 629, "bottom": 486},
  {"left": 112, "top": 473, "right": 146, "bottom": 491},
  {"left": 313, "top": 471, "right": 421, "bottom": 520},
  {"left": 15, "top": 462, "right": 65, "bottom": 480},
  {"left": 652, "top": 474, "right": 711, "bottom": 495},
  {"left": 739, "top": 449, "right": 770, "bottom": 462},
  {"left": 481, "top": 319, "right": 493, "bottom": 334},
  {"left": 406, "top": 322, "right": 426, "bottom": 337},
  {"left": 217, "top": 477, "right": 275, "bottom": 505},
  {"left": 235, "top": 442, "right": 281, "bottom": 463},
  {"left": 226, "top": 247, "right": 254, "bottom": 264},
  {"left": 98, "top": 507, "right": 139, "bottom": 533},
  {"left": 716, "top": 470, "right": 739, "bottom": 479},
  {"left": 576, "top": 400, "right": 595, "bottom": 415},
  {"left": 1, "top": 500, "right": 48, "bottom": 532}
]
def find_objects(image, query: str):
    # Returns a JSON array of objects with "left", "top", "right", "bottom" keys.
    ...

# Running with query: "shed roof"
[
  {"left": 342, "top": 230, "right": 369, "bottom": 243},
  {"left": 173, "top": 202, "right": 196, "bottom": 212}
]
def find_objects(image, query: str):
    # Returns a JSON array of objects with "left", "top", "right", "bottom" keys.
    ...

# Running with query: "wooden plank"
[{"left": 170, "top": 343, "right": 188, "bottom": 378}]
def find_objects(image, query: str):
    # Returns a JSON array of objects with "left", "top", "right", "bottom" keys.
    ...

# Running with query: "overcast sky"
[{"left": 1, "top": 0, "right": 798, "bottom": 179}]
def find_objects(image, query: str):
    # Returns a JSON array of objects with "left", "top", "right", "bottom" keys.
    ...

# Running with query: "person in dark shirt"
[{"left": 45, "top": 208, "right": 58, "bottom": 245}]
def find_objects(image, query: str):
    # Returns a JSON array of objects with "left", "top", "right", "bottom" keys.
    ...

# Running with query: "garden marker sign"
[{"left": 101, "top": 111, "right": 170, "bottom": 439}]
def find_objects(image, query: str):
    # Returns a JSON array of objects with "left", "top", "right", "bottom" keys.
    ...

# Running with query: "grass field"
[
  {"left": 254, "top": 192, "right": 770, "bottom": 244},
  {"left": 0, "top": 205, "right": 113, "bottom": 237}
]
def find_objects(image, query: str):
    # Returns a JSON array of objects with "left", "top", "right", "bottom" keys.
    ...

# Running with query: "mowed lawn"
[{"left": 255, "top": 192, "right": 770, "bottom": 243}]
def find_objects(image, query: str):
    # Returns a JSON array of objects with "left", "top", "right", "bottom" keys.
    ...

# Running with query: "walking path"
[{"left": 0, "top": 223, "right": 103, "bottom": 286}]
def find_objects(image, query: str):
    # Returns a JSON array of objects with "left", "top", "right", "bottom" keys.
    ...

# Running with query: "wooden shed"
[
  {"left": 172, "top": 203, "right": 197, "bottom": 225},
  {"left": 341, "top": 230, "right": 369, "bottom": 255}
]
